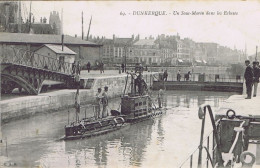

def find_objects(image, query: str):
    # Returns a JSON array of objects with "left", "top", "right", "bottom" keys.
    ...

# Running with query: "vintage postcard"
[{"left": 0, "top": 1, "right": 260, "bottom": 168}]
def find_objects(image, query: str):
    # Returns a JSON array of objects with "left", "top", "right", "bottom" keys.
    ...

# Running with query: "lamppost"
[{"left": 124, "top": 45, "right": 132, "bottom": 72}]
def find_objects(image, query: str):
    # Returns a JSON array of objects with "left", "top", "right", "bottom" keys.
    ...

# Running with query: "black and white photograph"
[{"left": 0, "top": 0, "right": 260, "bottom": 167}]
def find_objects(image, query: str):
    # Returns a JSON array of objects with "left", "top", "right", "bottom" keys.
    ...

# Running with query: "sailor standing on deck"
[
  {"left": 102, "top": 86, "right": 109, "bottom": 118},
  {"left": 95, "top": 88, "right": 103, "bottom": 119},
  {"left": 158, "top": 87, "right": 164, "bottom": 108},
  {"left": 244, "top": 60, "right": 254, "bottom": 99}
]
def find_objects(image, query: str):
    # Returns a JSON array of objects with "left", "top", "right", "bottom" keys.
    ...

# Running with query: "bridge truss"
[{"left": 1, "top": 46, "right": 75, "bottom": 95}]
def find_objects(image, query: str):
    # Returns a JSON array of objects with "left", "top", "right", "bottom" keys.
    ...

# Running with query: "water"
[{"left": 0, "top": 90, "right": 236, "bottom": 168}]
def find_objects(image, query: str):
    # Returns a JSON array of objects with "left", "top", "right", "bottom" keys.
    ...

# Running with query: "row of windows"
[
  {"left": 103, "top": 48, "right": 189, "bottom": 55},
  {"left": 135, "top": 101, "right": 147, "bottom": 107}
]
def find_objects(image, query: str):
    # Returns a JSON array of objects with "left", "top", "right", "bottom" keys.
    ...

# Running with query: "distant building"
[
  {"left": 8, "top": 21, "right": 54, "bottom": 34},
  {"left": 0, "top": 33, "right": 102, "bottom": 65},
  {"left": 161, "top": 48, "right": 177, "bottom": 65},
  {"left": 0, "top": 1, "right": 18, "bottom": 32},
  {"left": 192, "top": 43, "right": 207, "bottom": 65},
  {"left": 132, "top": 39, "right": 161, "bottom": 65},
  {"left": 90, "top": 33, "right": 244, "bottom": 66},
  {"left": 92, "top": 34, "right": 136, "bottom": 64},
  {"left": 49, "top": 11, "right": 61, "bottom": 35},
  {"left": 155, "top": 34, "right": 193, "bottom": 65},
  {"left": 199, "top": 43, "right": 218, "bottom": 64},
  {"left": 248, "top": 52, "right": 260, "bottom": 62},
  {"left": 176, "top": 39, "right": 191, "bottom": 65},
  {"left": 35, "top": 44, "right": 76, "bottom": 64},
  {"left": 1, "top": 4, "right": 62, "bottom": 35},
  {"left": 156, "top": 34, "right": 178, "bottom": 65}
]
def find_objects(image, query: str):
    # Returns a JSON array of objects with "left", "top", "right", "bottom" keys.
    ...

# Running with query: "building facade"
[
  {"left": 132, "top": 39, "right": 161, "bottom": 65},
  {"left": 35, "top": 44, "right": 76, "bottom": 64},
  {"left": 0, "top": 33, "right": 102, "bottom": 65},
  {"left": 91, "top": 34, "right": 137, "bottom": 64}
]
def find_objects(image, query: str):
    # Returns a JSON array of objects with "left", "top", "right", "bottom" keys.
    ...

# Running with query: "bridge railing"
[
  {"left": 155, "top": 73, "right": 243, "bottom": 83},
  {"left": 1, "top": 46, "right": 73, "bottom": 74},
  {"left": 179, "top": 130, "right": 216, "bottom": 168}
]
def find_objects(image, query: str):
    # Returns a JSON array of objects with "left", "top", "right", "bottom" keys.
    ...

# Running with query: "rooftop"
[
  {"left": 36, "top": 44, "right": 76, "bottom": 55},
  {"left": 0, "top": 33, "right": 101, "bottom": 47},
  {"left": 114, "top": 38, "right": 133, "bottom": 44},
  {"left": 134, "top": 39, "right": 156, "bottom": 46}
]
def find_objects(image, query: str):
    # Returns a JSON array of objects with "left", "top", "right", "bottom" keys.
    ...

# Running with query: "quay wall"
[{"left": 0, "top": 72, "right": 156, "bottom": 123}]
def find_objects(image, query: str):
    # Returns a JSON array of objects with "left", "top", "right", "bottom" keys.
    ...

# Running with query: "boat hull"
[{"left": 61, "top": 123, "right": 130, "bottom": 140}]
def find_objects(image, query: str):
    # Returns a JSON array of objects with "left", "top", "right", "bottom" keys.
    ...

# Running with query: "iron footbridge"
[{"left": 1, "top": 47, "right": 75, "bottom": 95}]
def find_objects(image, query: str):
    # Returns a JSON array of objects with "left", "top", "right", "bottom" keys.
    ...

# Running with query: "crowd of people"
[{"left": 244, "top": 60, "right": 260, "bottom": 99}]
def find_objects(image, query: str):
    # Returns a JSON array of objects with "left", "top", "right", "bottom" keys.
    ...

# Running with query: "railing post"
[
  {"left": 198, "top": 107, "right": 206, "bottom": 168},
  {"left": 212, "top": 132, "right": 215, "bottom": 166},
  {"left": 190, "top": 154, "right": 193, "bottom": 168},
  {"left": 207, "top": 136, "right": 209, "bottom": 168},
  {"left": 207, "top": 106, "right": 223, "bottom": 167}
]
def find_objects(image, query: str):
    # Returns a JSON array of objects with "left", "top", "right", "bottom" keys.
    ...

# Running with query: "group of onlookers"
[
  {"left": 73, "top": 61, "right": 105, "bottom": 74},
  {"left": 159, "top": 69, "right": 193, "bottom": 82},
  {"left": 244, "top": 60, "right": 260, "bottom": 99},
  {"left": 177, "top": 70, "right": 192, "bottom": 81},
  {"left": 72, "top": 61, "right": 81, "bottom": 75}
]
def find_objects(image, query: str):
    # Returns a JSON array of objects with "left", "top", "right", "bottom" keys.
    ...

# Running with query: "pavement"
[
  {"left": 40, "top": 70, "right": 129, "bottom": 86},
  {"left": 216, "top": 84, "right": 260, "bottom": 116},
  {"left": 80, "top": 70, "right": 126, "bottom": 78},
  {"left": 42, "top": 70, "right": 153, "bottom": 85}
]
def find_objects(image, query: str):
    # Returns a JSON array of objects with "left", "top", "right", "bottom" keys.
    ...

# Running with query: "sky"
[{"left": 23, "top": 1, "right": 260, "bottom": 55}]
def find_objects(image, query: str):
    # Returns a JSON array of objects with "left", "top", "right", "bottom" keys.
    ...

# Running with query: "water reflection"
[{"left": 1, "top": 91, "right": 235, "bottom": 168}]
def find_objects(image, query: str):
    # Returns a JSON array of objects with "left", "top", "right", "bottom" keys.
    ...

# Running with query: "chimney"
[
  {"left": 43, "top": 17, "right": 47, "bottom": 23},
  {"left": 40, "top": 17, "right": 42, "bottom": 23},
  {"left": 61, "top": 34, "right": 64, "bottom": 51},
  {"left": 113, "top": 34, "right": 115, "bottom": 42},
  {"left": 136, "top": 34, "right": 140, "bottom": 41},
  {"left": 5, "top": 3, "right": 10, "bottom": 28},
  {"left": 75, "top": 34, "right": 77, "bottom": 38}
]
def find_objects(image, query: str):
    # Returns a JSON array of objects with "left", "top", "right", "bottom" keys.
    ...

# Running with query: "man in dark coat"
[
  {"left": 163, "top": 70, "right": 168, "bottom": 81},
  {"left": 253, "top": 61, "right": 260, "bottom": 97},
  {"left": 100, "top": 61, "right": 104, "bottom": 74},
  {"left": 86, "top": 62, "right": 91, "bottom": 73},
  {"left": 244, "top": 60, "right": 254, "bottom": 99},
  {"left": 121, "top": 63, "right": 125, "bottom": 73}
]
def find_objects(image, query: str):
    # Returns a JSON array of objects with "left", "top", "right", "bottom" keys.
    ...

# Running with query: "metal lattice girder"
[
  {"left": 1, "top": 73, "right": 38, "bottom": 95},
  {"left": 1, "top": 63, "right": 75, "bottom": 95},
  {"left": 1, "top": 46, "right": 73, "bottom": 74}
]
